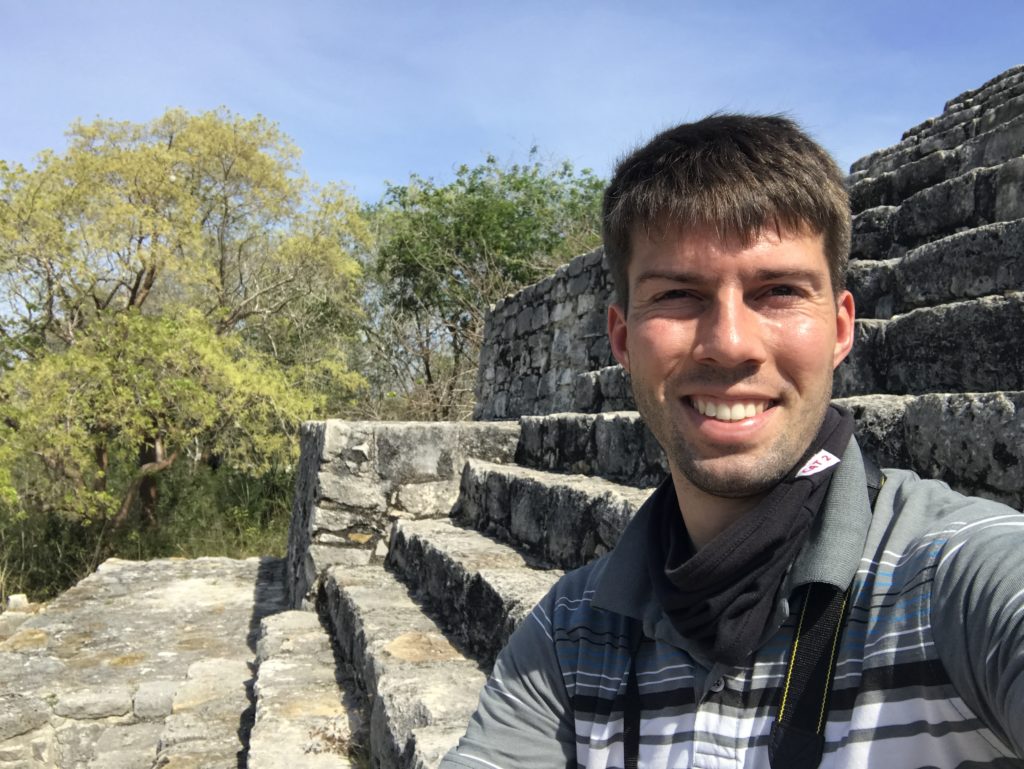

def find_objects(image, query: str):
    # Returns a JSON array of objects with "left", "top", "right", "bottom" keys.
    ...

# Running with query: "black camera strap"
[{"left": 622, "top": 459, "right": 883, "bottom": 769}]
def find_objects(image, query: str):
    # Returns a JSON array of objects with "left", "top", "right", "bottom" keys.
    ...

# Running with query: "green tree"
[
  {"left": 365, "top": 151, "right": 603, "bottom": 419},
  {"left": 0, "top": 109, "right": 368, "bottom": 595}
]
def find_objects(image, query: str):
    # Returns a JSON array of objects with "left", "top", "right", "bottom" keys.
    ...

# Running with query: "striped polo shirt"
[{"left": 443, "top": 439, "right": 1024, "bottom": 769}]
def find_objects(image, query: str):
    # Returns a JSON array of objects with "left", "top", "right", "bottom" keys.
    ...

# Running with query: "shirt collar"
[{"left": 591, "top": 436, "right": 873, "bottom": 621}]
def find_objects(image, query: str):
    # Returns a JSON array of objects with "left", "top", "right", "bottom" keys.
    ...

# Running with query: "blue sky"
[{"left": 2, "top": 1, "right": 1022, "bottom": 202}]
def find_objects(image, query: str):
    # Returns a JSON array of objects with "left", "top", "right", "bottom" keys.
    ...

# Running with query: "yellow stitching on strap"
[{"left": 779, "top": 585, "right": 812, "bottom": 720}]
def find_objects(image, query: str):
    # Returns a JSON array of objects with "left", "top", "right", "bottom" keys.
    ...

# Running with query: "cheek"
[
  {"left": 629, "top": 320, "right": 692, "bottom": 367},
  {"left": 769, "top": 317, "right": 837, "bottom": 379}
]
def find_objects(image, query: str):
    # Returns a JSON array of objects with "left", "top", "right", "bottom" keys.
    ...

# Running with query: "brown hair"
[{"left": 602, "top": 114, "right": 850, "bottom": 308}]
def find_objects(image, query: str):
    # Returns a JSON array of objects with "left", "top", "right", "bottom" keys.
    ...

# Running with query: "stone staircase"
[{"left": 1, "top": 65, "right": 1022, "bottom": 769}]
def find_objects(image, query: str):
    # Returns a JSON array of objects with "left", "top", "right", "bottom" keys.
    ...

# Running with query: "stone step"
[
  {"left": 0, "top": 556, "right": 287, "bottom": 768},
  {"left": 837, "top": 392, "right": 1024, "bottom": 512},
  {"left": 892, "top": 218, "right": 1024, "bottom": 313},
  {"left": 850, "top": 205, "right": 900, "bottom": 262},
  {"left": 516, "top": 411, "right": 666, "bottom": 487},
  {"left": 834, "top": 293, "right": 1024, "bottom": 397},
  {"left": 249, "top": 610, "right": 362, "bottom": 768},
  {"left": 848, "top": 217, "right": 1024, "bottom": 319},
  {"left": 850, "top": 113, "right": 1024, "bottom": 213},
  {"left": 288, "top": 419, "right": 521, "bottom": 610},
  {"left": 889, "top": 157, "right": 1024, "bottom": 250},
  {"left": 386, "top": 517, "right": 562, "bottom": 668},
  {"left": 573, "top": 365, "right": 634, "bottom": 414},
  {"left": 320, "top": 563, "right": 486, "bottom": 769},
  {"left": 154, "top": 656, "right": 253, "bottom": 767},
  {"left": 850, "top": 67, "right": 1024, "bottom": 177},
  {"left": 455, "top": 459, "right": 653, "bottom": 569}
]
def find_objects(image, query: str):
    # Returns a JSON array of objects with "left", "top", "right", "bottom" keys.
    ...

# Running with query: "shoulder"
[{"left": 537, "top": 554, "right": 635, "bottom": 639}]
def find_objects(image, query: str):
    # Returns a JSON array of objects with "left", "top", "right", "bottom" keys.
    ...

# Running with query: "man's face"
[{"left": 608, "top": 225, "right": 854, "bottom": 502}]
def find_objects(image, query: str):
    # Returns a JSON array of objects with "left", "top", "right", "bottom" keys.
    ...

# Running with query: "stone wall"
[
  {"left": 473, "top": 249, "right": 615, "bottom": 419},
  {"left": 471, "top": 65, "right": 1024, "bottom": 511},
  {"left": 286, "top": 420, "right": 520, "bottom": 608}
]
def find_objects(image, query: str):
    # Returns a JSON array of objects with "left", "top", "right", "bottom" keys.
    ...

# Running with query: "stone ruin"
[{"left": 1, "top": 66, "right": 1022, "bottom": 769}]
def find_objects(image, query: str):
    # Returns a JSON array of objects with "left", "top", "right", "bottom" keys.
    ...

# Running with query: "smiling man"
[{"left": 441, "top": 116, "right": 1024, "bottom": 769}]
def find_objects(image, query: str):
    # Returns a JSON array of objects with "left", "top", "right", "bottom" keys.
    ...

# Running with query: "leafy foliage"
[
  {"left": 0, "top": 109, "right": 368, "bottom": 598},
  {"left": 364, "top": 151, "right": 603, "bottom": 419}
]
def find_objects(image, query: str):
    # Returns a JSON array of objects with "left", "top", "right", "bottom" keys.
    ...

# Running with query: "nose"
[{"left": 692, "top": 290, "right": 767, "bottom": 368}]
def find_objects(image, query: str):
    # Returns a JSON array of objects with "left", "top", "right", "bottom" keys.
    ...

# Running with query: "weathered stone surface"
[
  {"left": 0, "top": 557, "right": 287, "bottom": 769},
  {"left": 288, "top": 420, "right": 520, "bottom": 609},
  {"left": 322, "top": 564, "right": 485, "bottom": 769},
  {"left": 456, "top": 459, "right": 652, "bottom": 569},
  {"left": 249, "top": 610, "right": 361, "bottom": 768},
  {"left": 516, "top": 411, "right": 666, "bottom": 486},
  {"left": 894, "top": 218, "right": 1024, "bottom": 312},
  {"left": 884, "top": 293, "right": 1024, "bottom": 394},
  {"left": 893, "top": 158, "right": 1024, "bottom": 248},
  {"left": 387, "top": 518, "right": 561, "bottom": 666},
  {"left": 474, "top": 248, "right": 616, "bottom": 419},
  {"left": 846, "top": 258, "right": 898, "bottom": 319},
  {"left": 86, "top": 722, "right": 164, "bottom": 769},
  {"left": 850, "top": 206, "right": 898, "bottom": 261},
  {"left": 833, "top": 320, "right": 887, "bottom": 397},
  {"left": 393, "top": 480, "right": 460, "bottom": 519},
  {"left": 573, "top": 365, "right": 635, "bottom": 413},
  {"left": 53, "top": 687, "right": 133, "bottom": 719},
  {"left": 904, "top": 392, "right": 1024, "bottom": 510},
  {"left": 133, "top": 680, "right": 177, "bottom": 719},
  {"left": 0, "top": 694, "right": 49, "bottom": 741},
  {"left": 836, "top": 394, "right": 915, "bottom": 468}
]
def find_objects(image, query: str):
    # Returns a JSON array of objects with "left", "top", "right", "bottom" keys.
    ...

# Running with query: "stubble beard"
[{"left": 630, "top": 371, "right": 833, "bottom": 500}]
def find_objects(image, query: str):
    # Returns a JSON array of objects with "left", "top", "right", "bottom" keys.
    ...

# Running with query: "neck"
[{"left": 670, "top": 471, "right": 767, "bottom": 550}]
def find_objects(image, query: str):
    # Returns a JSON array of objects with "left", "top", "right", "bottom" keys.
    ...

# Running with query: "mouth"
[{"left": 688, "top": 396, "right": 776, "bottom": 423}]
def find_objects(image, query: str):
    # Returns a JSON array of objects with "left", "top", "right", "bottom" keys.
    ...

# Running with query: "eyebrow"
[{"left": 633, "top": 267, "right": 825, "bottom": 286}]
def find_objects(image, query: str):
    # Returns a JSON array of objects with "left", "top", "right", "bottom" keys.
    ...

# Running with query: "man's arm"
[
  {"left": 931, "top": 501, "right": 1024, "bottom": 757},
  {"left": 440, "top": 590, "right": 577, "bottom": 769}
]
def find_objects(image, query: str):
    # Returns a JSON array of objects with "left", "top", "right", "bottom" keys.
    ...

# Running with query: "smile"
[{"left": 689, "top": 396, "right": 774, "bottom": 422}]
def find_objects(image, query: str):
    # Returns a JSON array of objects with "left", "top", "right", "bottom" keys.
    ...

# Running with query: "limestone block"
[
  {"left": 847, "top": 259, "right": 897, "bottom": 320},
  {"left": 133, "top": 680, "right": 177, "bottom": 719},
  {"left": 895, "top": 219, "right": 1024, "bottom": 312},
  {"left": 904, "top": 393, "right": 1024, "bottom": 510},
  {"left": 87, "top": 722, "right": 165, "bottom": 769},
  {"left": 835, "top": 394, "right": 914, "bottom": 469},
  {"left": 0, "top": 694, "right": 49, "bottom": 741},
  {"left": 833, "top": 320, "right": 886, "bottom": 398},
  {"left": 54, "top": 687, "right": 133, "bottom": 719},
  {"left": 850, "top": 206, "right": 897, "bottom": 260},
  {"left": 317, "top": 473, "right": 387, "bottom": 513},
  {"left": 893, "top": 166, "right": 982, "bottom": 247},
  {"left": 393, "top": 480, "right": 459, "bottom": 519},
  {"left": 311, "top": 506, "right": 366, "bottom": 534},
  {"left": 883, "top": 294, "right": 1024, "bottom": 394},
  {"left": 323, "top": 421, "right": 377, "bottom": 467},
  {"left": 376, "top": 423, "right": 460, "bottom": 483},
  {"left": 995, "top": 157, "right": 1024, "bottom": 221}
]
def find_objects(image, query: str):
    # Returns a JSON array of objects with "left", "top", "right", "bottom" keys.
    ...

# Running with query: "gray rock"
[
  {"left": 54, "top": 687, "right": 133, "bottom": 719},
  {"left": 0, "top": 694, "right": 49, "bottom": 741},
  {"left": 133, "top": 680, "right": 177, "bottom": 719}
]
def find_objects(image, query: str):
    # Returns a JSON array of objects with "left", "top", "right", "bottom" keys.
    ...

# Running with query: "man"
[{"left": 441, "top": 115, "right": 1024, "bottom": 768}]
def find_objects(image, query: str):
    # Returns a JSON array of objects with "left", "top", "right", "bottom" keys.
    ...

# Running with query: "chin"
[{"left": 677, "top": 455, "right": 791, "bottom": 499}]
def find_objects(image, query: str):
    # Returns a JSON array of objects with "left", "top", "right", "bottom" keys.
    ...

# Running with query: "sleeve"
[
  {"left": 931, "top": 503, "right": 1024, "bottom": 757},
  {"left": 439, "top": 588, "right": 577, "bottom": 769}
]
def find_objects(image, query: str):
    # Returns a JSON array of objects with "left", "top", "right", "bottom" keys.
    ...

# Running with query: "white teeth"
[{"left": 692, "top": 397, "right": 770, "bottom": 422}]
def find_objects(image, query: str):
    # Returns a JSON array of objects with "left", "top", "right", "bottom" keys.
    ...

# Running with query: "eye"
[{"left": 654, "top": 288, "right": 698, "bottom": 302}]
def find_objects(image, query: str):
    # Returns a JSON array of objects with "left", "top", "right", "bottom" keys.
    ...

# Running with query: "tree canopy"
[
  {"left": 0, "top": 109, "right": 368, "bottom": 592},
  {"left": 364, "top": 151, "right": 603, "bottom": 419}
]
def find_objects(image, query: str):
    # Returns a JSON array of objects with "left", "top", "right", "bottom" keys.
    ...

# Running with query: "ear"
[
  {"left": 608, "top": 303, "right": 630, "bottom": 372},
  {"left": 832, "top": 290, "right": 855, "bottom": 368}
]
